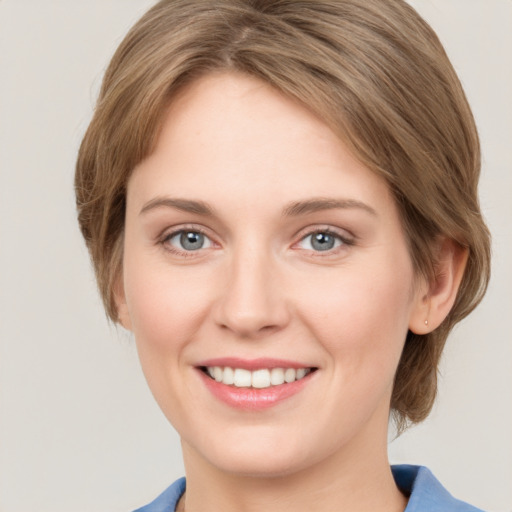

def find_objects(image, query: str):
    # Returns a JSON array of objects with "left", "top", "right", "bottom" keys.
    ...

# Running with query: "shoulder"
[
  {"left": 132, "top": 477, "right": 186, "bottom": 512},
  {"left": 392, "top": 465, "right": 486, "bottom": 512}
]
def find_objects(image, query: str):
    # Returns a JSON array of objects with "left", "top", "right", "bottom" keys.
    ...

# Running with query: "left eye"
[
  {"left": 298, "top": 231, "right": 344, "bottom": 252},
  {"left": 166, "top": 230, "right": 213, "bottom": 251}
]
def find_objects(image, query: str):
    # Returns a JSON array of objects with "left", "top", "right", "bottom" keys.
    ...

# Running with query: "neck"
[{"left": 180, "top": 424, "right": 407, "bottom": 512}]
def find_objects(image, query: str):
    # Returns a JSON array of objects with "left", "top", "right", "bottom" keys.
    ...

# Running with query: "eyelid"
[
  {"left": 292, "top": 226, "right": 356, "bottom": 254},
  {"left": 294, "top": 225, "right": 355, "bottom": 243},
  {"left": 158, "top": 220, "right": 216, "bottom": 236},
  {"left": 158, "top": 224, "right": 218, "bottom": 255}
]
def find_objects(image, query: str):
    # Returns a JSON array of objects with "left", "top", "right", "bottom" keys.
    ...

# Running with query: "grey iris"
[
  {"left": 180, "top": 231, "right": 204, "bottom": 250},
  {"left": 311, "top": 232, "right": 335, "bottom": 251}
]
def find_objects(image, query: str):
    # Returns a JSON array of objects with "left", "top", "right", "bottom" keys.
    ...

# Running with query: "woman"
[{"left": 75, "top": 1, "right": 491, "bottom": 510}]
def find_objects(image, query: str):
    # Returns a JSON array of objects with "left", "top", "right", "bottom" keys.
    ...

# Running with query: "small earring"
[{"left": 424, "top": 319, "right": 428, "bottom": 326}]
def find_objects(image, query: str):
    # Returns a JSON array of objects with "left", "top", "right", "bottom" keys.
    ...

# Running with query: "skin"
[{"left": 116, "top": 72, "right": 464, "bottom": 512}]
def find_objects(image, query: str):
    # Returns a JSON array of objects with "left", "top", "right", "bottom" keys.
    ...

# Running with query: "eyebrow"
[
  {"left": 140, "top": 197, "right": 215, "bottom": 216},
  {"left": 139, "top": 196, "right": 377, "bottom": 218},
  {"left": 282, "top": 198, "right": 377, "bottom": 217}
]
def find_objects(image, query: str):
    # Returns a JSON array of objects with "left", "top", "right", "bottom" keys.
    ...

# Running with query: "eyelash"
[
  {"left": 291, "top": 228, "right": 355, "bottom": 260},
  {"left": 159, "top": 225, "right": 214, "bottom": 257},
  {"left": 158, "top": 226, "right": 355, "bottom": 257}
]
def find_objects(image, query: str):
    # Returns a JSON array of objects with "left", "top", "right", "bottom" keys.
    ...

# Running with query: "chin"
[
  {"left": 190, "top": 428, "right": 324, "bottom": 479},
  {"left": 212, "top": 452, "right": 309, "bottom": 479}
]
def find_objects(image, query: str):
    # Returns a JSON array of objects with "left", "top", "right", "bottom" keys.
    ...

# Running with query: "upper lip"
[{"left": 196, "top": 357, "right": 317, "bottom": 371}]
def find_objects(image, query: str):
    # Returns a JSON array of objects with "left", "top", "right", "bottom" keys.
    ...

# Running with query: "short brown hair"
[{"left": 75, "top": 0, "right": 491, "bottom": 430}]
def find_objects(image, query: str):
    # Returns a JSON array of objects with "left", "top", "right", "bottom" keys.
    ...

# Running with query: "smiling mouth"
[{"left": 200, "top": 366, "right": 318, "bottom": 389}]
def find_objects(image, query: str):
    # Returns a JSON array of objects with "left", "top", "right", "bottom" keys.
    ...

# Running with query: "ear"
[
  {"left": 409, "top": 238, "right": 468, "bottom": 334},
  {"left": 113, "top": 272, "right": 133, "bottom": 331}
]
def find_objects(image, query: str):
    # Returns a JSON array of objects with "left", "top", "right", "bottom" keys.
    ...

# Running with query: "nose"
[{"left": 213, "top": 244, "right": 290, "bottom": 339}]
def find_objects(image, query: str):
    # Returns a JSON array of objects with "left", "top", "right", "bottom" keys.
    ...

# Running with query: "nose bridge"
[{"left": 215, "top": 237, "right": 288, "bottom": 337}]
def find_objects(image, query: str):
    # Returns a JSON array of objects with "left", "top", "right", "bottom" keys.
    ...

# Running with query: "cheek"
[
  {"left": 298, "top": 261, "right": 414, "bottom": 375},
  {"left": 122, "top": 256, "right": 216, "bottom": 420},
  {"left": 123, "top": 255, "right": 213, "bottom": 355}
]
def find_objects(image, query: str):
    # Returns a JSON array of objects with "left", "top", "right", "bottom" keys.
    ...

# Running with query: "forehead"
[{"left": 128, "top": 72, "right": 394, "bottom": 216}]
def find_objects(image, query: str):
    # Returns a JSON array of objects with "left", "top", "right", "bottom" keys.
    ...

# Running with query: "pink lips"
[{"left": 196, "top": 358, "right": 317, "bottom": 411}]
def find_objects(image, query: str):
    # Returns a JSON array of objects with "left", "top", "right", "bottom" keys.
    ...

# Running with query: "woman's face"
[{"left": 119, "top": 72, "right": 426, "bottom": 477}]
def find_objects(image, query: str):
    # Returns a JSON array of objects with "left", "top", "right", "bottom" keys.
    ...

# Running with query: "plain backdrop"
[{"left": 0, "top": 1, "right": 511, "bottom": 511}]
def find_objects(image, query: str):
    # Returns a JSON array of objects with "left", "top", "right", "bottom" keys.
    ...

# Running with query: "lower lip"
[{"left": 197, "top": 370, "right": 315, "bottom": 410}]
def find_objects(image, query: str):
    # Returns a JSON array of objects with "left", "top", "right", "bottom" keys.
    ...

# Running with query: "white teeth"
[
  {"left": 233, "top": 368, "right": 252, "bottom": 387},
  {"left": 213, "top": 366, "right": 223, "bottom": 382},
  {"left": 205, "top": 366, "right": 312, "bottom": 388},
  {"left": 252, "top": 369, "right": 270, "bottom": 388},
  {"left": 270, "top": 368, "right": 285, "bottom": 385},
  {"left": 223, "top": 366, "right": 234, "bottom": 385},
  {"left": 284, "top": 368, "right": 296, "bottom": 383}
]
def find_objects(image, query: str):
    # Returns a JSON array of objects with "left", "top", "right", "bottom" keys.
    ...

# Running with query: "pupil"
[
  {"left": 180, "top": 231, "right": 204, "bottom": 250},
  {"left": 312, "top": 233, "right": 335, "bottom": 251}
]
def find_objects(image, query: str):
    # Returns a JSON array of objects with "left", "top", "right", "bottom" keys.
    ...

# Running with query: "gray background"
[{"left": 0, "top": 1, "right": 510, "bottom": 511}]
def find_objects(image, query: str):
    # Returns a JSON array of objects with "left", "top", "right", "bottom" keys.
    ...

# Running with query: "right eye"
[
  {"left": 163, "top": 230, "right": 213, "bottom": 253},
  {"left": 298, "top": 231, "right": 343, "bottom": 252}
]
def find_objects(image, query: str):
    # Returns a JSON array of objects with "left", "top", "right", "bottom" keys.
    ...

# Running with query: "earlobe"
[
  {"left": 113, "top": 273, "right": 133, "bottom": 331},
  {"left": 409, "top": 239, "right": 468, "bottom": 334}
]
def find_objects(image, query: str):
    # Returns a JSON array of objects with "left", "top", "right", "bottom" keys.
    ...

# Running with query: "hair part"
[{"left": 76, "top": 0, "right": 491, "bottom": 430}]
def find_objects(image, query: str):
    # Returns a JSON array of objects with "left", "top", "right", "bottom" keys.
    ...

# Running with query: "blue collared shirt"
[{"left": 133, "top": 465, "right": 485, "bottom": 511}]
